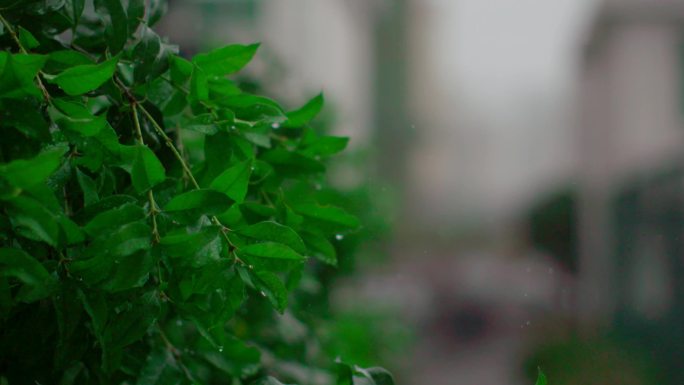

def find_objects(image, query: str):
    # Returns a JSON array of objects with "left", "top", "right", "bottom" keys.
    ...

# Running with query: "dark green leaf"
[
  {"left": 18, "top": 27, "right": 39, "bottom": 49},
  {"left": 237, "top": 221, "right": 306, "bottom": 255},
  {"left": 164, "top": 189, "right": 232, "bottom": 223},
  {"left": 160, "top": 226, "right": 223, "bottom": 267},
  {"left": 130, "top": 145, "right": 166, "bottom": 193},
  {"left": 300, "top": 231, "right": 337, "bottom": 266},
  {"left": 0, "top": 247, "right": 55, "bottom": 303},
  {"left": 293, "top": 204, "right": 360, "bottom": 230},
  {"left": 6, "top": 196, "right": 61, "bottom": 247},
  {"left": 47, "top": 55, "right": 118, "bottom": 95},
  {"left": 82, "top": 221, "right": 151, "bottom": 259},
  {"left": 240, "top": 242, "right": 304, "bottom": 261},
  {"left": 53, "top": 98, "right": 108, "bottom": 136},
  {"left": 0, "top": 146, "right": 66, "bottom": 190},
  {"left": 83, "top": 203, "right": 145, "bottom": 237},
  {"left": 253, "top": 271, "right": 288, "bottom": 313},
  {"left": 0, "top": 53, "right": 47, "bottom": 99},
  {"left": 94, "top": 0, "right": 128, "bottom": 53},
  {"left": 76, "top": 168, "right": 99, "bottom": 206},
  {"left": 209, "top": 159, "right": 252, "bottom": 202}
]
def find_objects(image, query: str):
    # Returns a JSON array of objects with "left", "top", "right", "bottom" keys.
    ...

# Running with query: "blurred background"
[{"left": 157, "top": 0, "right": 684, "bottom": 383}]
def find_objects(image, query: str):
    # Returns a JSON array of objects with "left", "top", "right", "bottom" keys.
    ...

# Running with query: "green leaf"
[
  {"left": 160, "top": 227, "right": 223, "bottom": 267},
  {"left": 202, "top": 335, "right": 260, "bottom": 377},
  {"left": 48, "top": 56, "right": 118, "bottom": 95},
  {"left": 44, "top": 50, "right": 92, "bottom": 74},
  {"left": 94, "top": 0, "right": 128, "bottom": 53},
  {"left": 133, "top": 26, "right": 175, "bottom": 83},
  {"left": 190, "top": 66, "right": 209, "bottom": 101},
  {"left": 70, "top": 0, "right": 85, "bottom": 27},
  {"left": 209, "top": 159, "right": 252, "bottom": 203},
  {"left": 284, "top": 93, "right": 324, "bottom": 127},
  {"left": 136, "top": 348, "right": 183, "bottom": 385},
  {"left": 130, "top": 145, "right": 166, "bottom": 193},
  {"left": 164, "top": 189, "right": 233, "bottom": 223},
  {"left": 6, "top": 196, "right": 61, "bottom": 247},
  {"left": 53, "top": 99, "right": 108, "bottom": 136},
  {"left": 300, "top": 231, "right": 337, "bottom": 266},
  {"left": 192, "top": 43, "right": 259, "bottom": 76},
  {"left": 18, "top": 27, "right": 39, "bottom": 49},
  {"left": 82, "top": 221, "right": 151, "bottom": 260},
  {"left": 0, "top": 247, "right": 56, "bottom": 303},
  {"left": 240, "top": 242, "right": 304, "bottom": 261},
  {"left": 169, "top": 55, "right": 192, "bottom": 84},
  {"left": 293, "top": 204, "right": 360, "bottom": 230},
  {"left": 535, "top": 368, "right": 547, "bottom": 385},
  {"left": 76, "top": 168, "right": 99, "bottom": 206},
  {"left": 0, "top": 146, "right": 66, "bottom": 190},
  {"left": 0, "top": 53, "right": 47, "bottom": 99},
  {"left": 301, "top": 136, "right": 349, "bottom": 157},
  {"left": 83, "top": 203, "right": 145, "bottom": 237},
  {"left": 237, "top": 221, "right": 306, "bottom": 254},
  {"left": 253, "top": 271, "right": 288, "bottom": 313},
  {"left": 184, "top": 113, "right": 218, "bottom": 135}
]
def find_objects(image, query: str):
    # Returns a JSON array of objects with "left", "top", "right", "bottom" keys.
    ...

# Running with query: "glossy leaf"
[
  {"left": 209, "top": 159, "right": 252, "bottom": 202},
  {"left": 237, "top": 221, "right": 307, "bottom": 254},
  {"left": 164, "top": 189, "right": 233, "bottom": 223},
  {"left": 130, "top": 145, "right": 166, "bottom": 193},
  {"left": 192, "top": 43, "right": 259, "bottom": 76},
  {"left": 48, "top": 56, "right": 119, "bottom": 95}
]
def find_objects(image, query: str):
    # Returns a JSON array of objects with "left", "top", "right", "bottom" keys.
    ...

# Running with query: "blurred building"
[{"left": 578, "top": 0, "right": 684, "bottom": 381}]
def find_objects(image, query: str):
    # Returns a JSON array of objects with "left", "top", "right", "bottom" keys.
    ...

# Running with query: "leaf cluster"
[{"left": 0, "top": 1, "right": 387, "bottom": 384}]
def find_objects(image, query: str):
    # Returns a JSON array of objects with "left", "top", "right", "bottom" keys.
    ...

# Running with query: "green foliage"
[{"left": 0, "top": 1, "right": 392, "bottom": 384}]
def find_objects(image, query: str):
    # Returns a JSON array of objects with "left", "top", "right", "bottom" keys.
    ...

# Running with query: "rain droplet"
[
  {"left": 230, "top": 125, "right": 236, "bottom": 130},
  {"left": 525, "top": 320, "right": 531, "bottom": 326},
  {"left": 176, "top": 319, "right": 183, "bottom": 326},
  {"left": 315, "top": 183, "right": 322, "bottom": 190},
  {"left": 259, "top": 291, "right": 266, "bottom": 297},
  {"left": 218, "top": 346, "right": 224, "bottom": 352},
  {"left": 335, "top": 234, "right": 344, "bottom": 241},
  {"left": 114, "top": 260, "right": 120, "bottom": 264},
  {"left": 248, "top": 265, "right": 254, "bottom": 270},
  {"left": 271, "top": 122, "right": 280, "bottom": 129}
]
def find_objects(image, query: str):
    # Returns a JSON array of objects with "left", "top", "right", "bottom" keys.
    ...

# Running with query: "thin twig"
[
  {"left": 132, "top": 103, "right": 161, "bottom": 243},
  {"left": 115, "top": 79, "right": 244, "bottom": 263}
]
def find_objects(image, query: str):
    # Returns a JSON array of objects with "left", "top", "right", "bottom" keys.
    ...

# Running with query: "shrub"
[{"left": 0, "top": 1, "right": 392, "bottom": 383}]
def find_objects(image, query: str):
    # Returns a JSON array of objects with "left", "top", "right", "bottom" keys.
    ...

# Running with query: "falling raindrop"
[
  {"left": 176, "top": 319, "right": 183, "bottom": 326},
  {"left": 526, "top": 320, "right": 531, "bottom": 326},
  {"left": 271, "top": 122, "right": 280, "bottom": 129},
  {"left": 335, "top": 234, "right": 344, "bottom": 241},
  {"left": 259, "top": 291, "right": 267, "bottom": 297},
  {"left": 218, "top": 346, "right": 224, "bottom": 352}
]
